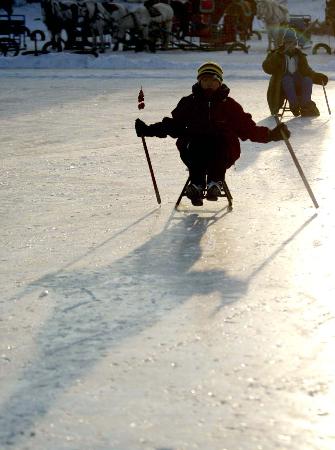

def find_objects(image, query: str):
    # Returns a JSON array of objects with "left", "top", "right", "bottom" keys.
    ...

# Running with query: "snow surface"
[{"left": 1, "top": 1, "right": 335, "bottom": 450}]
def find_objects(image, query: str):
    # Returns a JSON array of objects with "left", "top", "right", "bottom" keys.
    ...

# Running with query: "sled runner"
[
  {"left": 277, "top": 98, "right": 293, "bottom": 119},
  {"left": 175, "top": 176, "right": 233, "bottom": 210}
]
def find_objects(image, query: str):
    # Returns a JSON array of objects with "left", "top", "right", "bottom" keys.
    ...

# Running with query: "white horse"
[
  {"left": 99, "top": 2, "right": 130, "bottom": 50},
  {"left": 78, "top": 1, "right": 117, "bottom": 52},
  {"left": 112, "top": 2, "right": 174, "bottom": 52},
  {"left": 256, "top": 0, "right": 289, "bottom": 51}
]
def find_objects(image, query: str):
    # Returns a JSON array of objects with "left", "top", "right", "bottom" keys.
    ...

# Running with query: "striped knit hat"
[{"left": 197, "top": 61, "right": 223, "bottom": 83}]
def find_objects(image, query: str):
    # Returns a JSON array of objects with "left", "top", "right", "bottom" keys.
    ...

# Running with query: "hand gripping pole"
[{"left": 138, "top": 87, "right": 161, "bottom": 205}]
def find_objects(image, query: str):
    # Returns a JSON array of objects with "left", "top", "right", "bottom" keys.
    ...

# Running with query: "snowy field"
[{"left": 1, "top": 1, "right": 335, "bottom": 450}]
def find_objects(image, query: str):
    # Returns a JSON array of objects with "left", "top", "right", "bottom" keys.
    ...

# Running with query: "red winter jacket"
[{"left": 153, "top": 83, "right": 271, "bottom": 169}]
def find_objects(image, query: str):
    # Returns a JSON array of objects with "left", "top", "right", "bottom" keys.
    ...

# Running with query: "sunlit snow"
[{"left": 1, "top": 1, "right": 335, "bottom": 449}]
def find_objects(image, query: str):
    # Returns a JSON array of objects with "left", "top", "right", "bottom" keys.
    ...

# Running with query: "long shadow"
[
  {"left": 2, "top": 207, "right": 160, "bottom": 307},
  {"left": 209, "top": 213, "right": 318, "bottom": 317},
  {"left": 0, "top": 213, "right": 247, "bottom": 448}
]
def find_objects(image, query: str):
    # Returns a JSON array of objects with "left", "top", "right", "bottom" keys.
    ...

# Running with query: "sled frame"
[
  {"left": 278, "top": 83, "right": 331, "bottom": 119},
  {"left": 175, "top": 176, "right": 233, "bottom": 210}
]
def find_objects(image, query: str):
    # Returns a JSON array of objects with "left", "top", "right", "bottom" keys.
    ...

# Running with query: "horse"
[
  {"left": 112, "top": 2, "right": 174, "bottom": 52},
  {"left": 169, "top": 0, "right": 191, "bottom": 38},
  {"left": 101, "top": 2, "right": 129, "bottom": 50},
  {"left": 78, "top": 1, "right": 116, "bottom": 53},
  {"left": 223, "top": 0, "right": 256, "bottom": 42},
  {"left": 41, "top": 0, "right": 80, "bottom": 50},
  {"left": 256, "top": 0, "right": 288, "bottom": 50},
  {"left": 244, "top": 0, "right": 258, "bottom": 37}
]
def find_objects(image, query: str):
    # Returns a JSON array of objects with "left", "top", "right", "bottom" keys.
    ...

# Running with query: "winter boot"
[
  {"left": 206, "top": 181, "right": 222, "bottom": 201},
  {"left": 289, "top": 104, "right": 300, "bottom": 117},
  {"left": 185, "top": 183, "right": 204, "bottom": 206},
  {"left": 300, "top": 101, "right": 320, "bottom": 117}
]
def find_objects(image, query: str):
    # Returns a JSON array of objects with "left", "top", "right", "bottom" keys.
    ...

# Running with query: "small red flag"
[{"left": 138, "top": 87, "right": 145, "bottom": 110}]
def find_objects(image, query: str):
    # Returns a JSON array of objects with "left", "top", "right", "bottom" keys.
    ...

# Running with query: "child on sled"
[{"left": 135, "top": 61, "right": 290, "bottom": 206}]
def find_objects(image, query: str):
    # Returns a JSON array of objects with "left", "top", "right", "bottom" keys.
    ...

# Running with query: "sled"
[
  {"left": 278, "top": 82, "right": 331, "bottom": 119},
  {"left": 277, "top": 98, "right": 292, "bottom": 119},
  {"left": 0, "top": 14, "right": 29, "bottom": 50},
  {"left": 175, "top": 176, "right": 233, "bottom": 210}
]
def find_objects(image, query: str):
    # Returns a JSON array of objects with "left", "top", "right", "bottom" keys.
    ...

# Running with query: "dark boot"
[
  {"left": 185, "top": 184, "right": 203, "bottom": 206},
  {"left": 289, "top": 104, "right": 301, "bottom": 117},
  {"left": 300, "top": 101, "right": 320, "bottom": 117},
  {"left": 206, "top": 181, "right": 222, "bottom": 201}
]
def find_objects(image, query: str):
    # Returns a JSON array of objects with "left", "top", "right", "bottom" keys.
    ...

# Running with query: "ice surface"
[{"left": 1, "top": 1, "right": 335, "bottom": 449}]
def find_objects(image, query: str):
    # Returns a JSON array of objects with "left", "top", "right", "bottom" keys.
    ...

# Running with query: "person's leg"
[
  {"left": 179, "top": 139, "right": 207, "bottom": 206},
  {"left": 206, "top": 143, "right": 227, "bottom": 201},
  {"left": 296, "top": 74, "right": 320, "bottom": 116},
  {"left": 180, "top": 142, "right": 207, "bottom": 187},
  {"left": 282, "top": 74, "right": 299, "bottom": 107},
  {"left": 179, "top": 139, "right": 206, "bottom": 184},
  {"left": 282, "top": 74, "right": 301, "bottom": 115},
  {"left": 299, "top": 75, "right": 313, "bottom": 106},
  {"left": 207, "top": 151, "right": 227, "bottom": 183}
]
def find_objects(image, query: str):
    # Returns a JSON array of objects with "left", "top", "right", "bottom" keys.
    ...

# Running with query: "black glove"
[
  {"left": 314, "top": 73, "right": 328, "bottom": 86},
  {"left": 135, "top": 118, "right": 168, "bottom": 138},
  {"left": 135, "top": 118, "right": 149, "bottom": 137},
  {"left": 268, "top": 123, "right": 291, "bottom": 141}
]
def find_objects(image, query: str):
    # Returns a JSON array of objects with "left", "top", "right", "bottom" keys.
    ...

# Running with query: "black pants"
[{"left": 179, "top": 137, "right": 227, "bottom": 187}]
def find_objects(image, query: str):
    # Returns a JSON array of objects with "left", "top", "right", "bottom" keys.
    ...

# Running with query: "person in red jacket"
[{"left": 135, "top": 61, "right": 289, "bottom": 206}]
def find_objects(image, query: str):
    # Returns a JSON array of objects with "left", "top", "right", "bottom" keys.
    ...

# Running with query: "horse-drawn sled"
[
  {"left": 0, "top": 0, "right": 47, "bottom": 57},
  {"left": 37, "top": 0, "right": 258, "bottom": 54},
  {"left": 0, "top": 14, "right": 29, "bottom": 55}
]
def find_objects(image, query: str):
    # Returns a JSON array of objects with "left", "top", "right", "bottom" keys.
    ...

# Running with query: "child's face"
[
  {"left": 200, "top": 76, "right": 221, "bottom": 91},
  {"left": 284, "top": 40, "right": 297, "bottom": 51}
]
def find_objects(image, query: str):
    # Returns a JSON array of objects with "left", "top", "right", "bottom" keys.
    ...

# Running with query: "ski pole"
[
  {"left": 137, "top": 87, "right": 161, "bottom": 205},
  {"left": 140, "top": 135, "right": 161, "bottom": 205},
  {"left": 322, "top": 81, "right": 331, "bottom": 115},
  {"left": 274, "top": 115, "right": 319, "bottom": 209}
]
